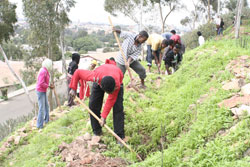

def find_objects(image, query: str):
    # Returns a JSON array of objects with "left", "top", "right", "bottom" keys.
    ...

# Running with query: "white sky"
[{"left": 9, "top": 0, "right": 250, "bottom": 28}]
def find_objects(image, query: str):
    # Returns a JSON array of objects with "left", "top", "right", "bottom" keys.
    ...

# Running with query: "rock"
[
  {"left": 20, "top": 132, "right": 28, "bottom": 138},
  {"left": 14, "top": 136, "right": 21, "bottom": 145},
  {"left": 58, "top": 142, "right": 69, "bottom": 152},
  {"left": 80, "top": 156, "right": 93, "bottom": 164},
  {"left": 65, "top": 153, "right": 73, "bottom": 162},
  {"left": 231, "top": 105, "right": 250, "bottom": 117},
  {"left": 240, "top": 55, "right": 249, "bottom": 60},
  {"left": 244, "top": 148, "right": 250, "bottom": 157},
  {"left": 91, "top": 136, "right": 101, "bottom": 144},
  {"left": 83, "top": 132, "right": 91, "bottom": 141},
  {"left": 241, "top": 83, "right": 250, "bottom": 95},
  {"left": 7, "top": 136, "right": 15, "bottom": 143},
  {"left": 222, "top": 79, "right": 240, "bottom": 90},
  {"left": 219, "top": 95, "right": 250, "bottom": 108}
]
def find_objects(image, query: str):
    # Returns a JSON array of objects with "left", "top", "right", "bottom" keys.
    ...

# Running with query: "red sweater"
[{"left": 70, "top": 59, "right": 123, "bottom": 119}]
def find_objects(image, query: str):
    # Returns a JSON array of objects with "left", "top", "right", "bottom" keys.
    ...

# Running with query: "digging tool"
[
  {"left": 108, "top": 16, "right": 140, "bottom": 92},
  {"left": 75, "top": 96, "right": 142, "bottom": 161},
  {"left": 52, "top": 83, "right": 62, "bottom": 112}
]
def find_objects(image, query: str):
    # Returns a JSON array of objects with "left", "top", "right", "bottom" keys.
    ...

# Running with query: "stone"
[
  {"left": 65, "top": 153, "right": 73, "bottom": 162},
  {"left": 20, "top": 132, "right": 28, "bottom": 138},
  {"left": 91, "top": 136, "right": 101, "bottom": 144},
  {"left": 83, "top": 132, "right": 91, "bottom": 141},
  {"left": 222, "top": 79, "right": 240, "bottom": 90},
  {"left": 7, "top": 136, "right": 15, "bottom": 143},
  {"left": 219, "top": 95, "right": 250, "bottom": 108},
  {"left": 240, "top": 55, "right": 249, "bottom": 60},
  {"left": 58, "top": 142, "right": 69, "bottom": 152},
  {"left": 80, "top": 156, "right": 93, "bottom": 164},
  {"left": 244, "top": 148, "right": 250, "bottom": 157},
  {"left": 241, "top": 83, "right": 250, "bottom": 95},
  {"left": 231, "top": 105, "right": 250, "bottom": 117},
  {"left": 14, "top": 136, "right": 21, "bottom": 145}
]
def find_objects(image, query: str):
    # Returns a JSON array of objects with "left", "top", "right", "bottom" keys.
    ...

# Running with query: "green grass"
[{"left": 0, "top": 22, "right": 250, "bottom": 167}]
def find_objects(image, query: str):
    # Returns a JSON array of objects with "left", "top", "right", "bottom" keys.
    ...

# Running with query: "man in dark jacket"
[
  {"left": 67, "top": 53, "right": 80, "bottom": 106},
  {"left": 164, "top": 44, "right": 182, "bottom": 75},
  {"left": 69, "top": 59, "right": 125, "bottom": 139}
]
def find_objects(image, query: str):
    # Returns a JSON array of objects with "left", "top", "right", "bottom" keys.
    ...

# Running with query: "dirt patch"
[{"left": 56, "top": 133, "right": 129, "bottom": 167}]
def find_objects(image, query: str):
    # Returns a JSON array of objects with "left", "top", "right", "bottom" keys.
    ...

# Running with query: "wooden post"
[{"left": 235, "top": 0, "right": 244, "bottom": 39}]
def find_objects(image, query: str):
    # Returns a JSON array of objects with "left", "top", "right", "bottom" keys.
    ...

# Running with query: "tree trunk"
[
  {"left": 0, "top": 44, "right": 34, "bottom": 105},
  {"left": 158, "top": 2, "right": 164, "bottom": 33},
  {"left": 217, "top": 0, "right": 220, "bottom": 14},
  {"left": 208, "top": 0, "right": 211, "bottom": 22},
  {"left": 235, "top": 0, "right": 244, "bottom": 38},
  {"left": 60, "top": 31, "right": 68, "bottom": 98}
]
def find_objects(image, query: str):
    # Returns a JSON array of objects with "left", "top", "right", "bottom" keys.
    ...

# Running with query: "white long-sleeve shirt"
[{"left": 198, "top": 36, "right": 205, "bottom": 46}]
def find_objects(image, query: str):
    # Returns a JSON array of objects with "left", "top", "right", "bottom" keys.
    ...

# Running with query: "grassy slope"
[{"left": 0, "top": 22, "right": 249, "bottom": 167}]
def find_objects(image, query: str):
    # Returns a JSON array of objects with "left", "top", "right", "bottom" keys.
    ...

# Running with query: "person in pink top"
[{"left": 36, "top": 59, "right": 54, "bottom": 129}]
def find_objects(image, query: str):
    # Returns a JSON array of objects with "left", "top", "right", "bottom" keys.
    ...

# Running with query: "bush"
[
  {"left": 79, "top": 50, "right": 87, "bottom": 54},
  {"left": 182, "top": 23, "right": 216, "bottom": 49},
  {"left": 103, "top": 47, "right": 113, "bottom": 53}
]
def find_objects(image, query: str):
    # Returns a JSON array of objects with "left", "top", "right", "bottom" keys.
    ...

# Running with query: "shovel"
[{"left": 75, "top": 96, "right": 142, "bottom": 161}]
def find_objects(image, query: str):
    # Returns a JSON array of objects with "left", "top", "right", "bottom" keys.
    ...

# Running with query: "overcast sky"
[{"left": 9, "top": 0, "right": 250, "bottom": 27}]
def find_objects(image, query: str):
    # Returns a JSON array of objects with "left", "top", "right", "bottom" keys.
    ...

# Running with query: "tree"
[
  {"left": 104, "top": 0, "right": 149, "bottom": 30},
  {"left": 180, "top": 0, "right": 205, "bottom": 30},
  {"left": 0, "top": 0, "right": 33, "bottom": 104},
  {"left": 225, "top": 0, "right": 248, "bottom": 12},
  {"left": 235, "top": 0, "right": 244, "bottom": 38},
  {"left": 150, "top": 0, "right": 184, "bottom": 32},
  {"left": 23, "top": 0, "right": 75, "bottom": 110}
]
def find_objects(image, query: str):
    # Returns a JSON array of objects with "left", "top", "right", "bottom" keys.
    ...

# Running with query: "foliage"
[
  {"left": 0, "top": 0, "right": 17, "bottom": 44},
  {"left": 225, "top": 0, "right": 248, "bottom": 12},
  {"left": 0, "top": 42, "right": 23, "bottom": 61}
]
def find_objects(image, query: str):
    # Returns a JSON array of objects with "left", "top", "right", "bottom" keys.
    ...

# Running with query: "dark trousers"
[
  {"left": 89, "top": 83, "right": 124, "bottom": 139},
  {"left": 146, "top": 45, "right": 160, "bottom": 66}
]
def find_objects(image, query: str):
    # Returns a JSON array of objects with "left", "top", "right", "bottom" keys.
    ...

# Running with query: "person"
[
  {"left": 79, "top": 59, "right": 98, "bottom": 100},
  {"left": 162, "top": 32, "right": 172, "bottom": 40},
  {"left": 67, "top": 53, "right": 80, "bottom": 106},
  {"left": 218, "top": 18, "right": 224, "bottom": 36},
  {"left": 69, "top": 59, "right": 125, "bottom": 140},
  {"left": 146, "top": 34, "right": 168, "bottom": 73},
  {"left": 170, "top": 30, "right": 181, "bottom": 45},
  {"left": 163, "top": 44, "right": 182, "bottom": 75},
  {"left": 114, "top": 29, "right": 149, "bottom": 88},
  {"left": 215, "top": 16, "right": 221, "bottom": 35},
  {"left": 36, "top": 58, "right": 54, "bottom": 129},
  {"left": 197, "top": 31, "right": 205, "bottom": 46}
]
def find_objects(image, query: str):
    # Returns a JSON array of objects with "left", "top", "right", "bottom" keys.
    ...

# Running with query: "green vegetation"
[{"left": 0, "top": 22, "right": 250, "bottom": 167}]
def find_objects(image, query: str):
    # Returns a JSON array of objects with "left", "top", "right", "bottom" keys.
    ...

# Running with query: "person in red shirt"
[
  {"left": 69, "top": 58, "right": 125, "bottom": 139},
  {"left": 170, "top": 30, "right": 181, "bottom": 45}
]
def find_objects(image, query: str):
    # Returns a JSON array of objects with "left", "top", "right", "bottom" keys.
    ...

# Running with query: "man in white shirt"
[{"left": 197, "top": 31, "right": 205, "bottom": 46}]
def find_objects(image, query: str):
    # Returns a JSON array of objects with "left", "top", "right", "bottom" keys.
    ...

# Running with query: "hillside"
[{"left": 0, "top": 21, "right": 249, "bottom": 167}]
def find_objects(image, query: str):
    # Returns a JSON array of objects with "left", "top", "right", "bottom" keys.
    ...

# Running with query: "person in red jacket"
[{"left": 69, "top": 58, "right": 125, "bottom": 139}]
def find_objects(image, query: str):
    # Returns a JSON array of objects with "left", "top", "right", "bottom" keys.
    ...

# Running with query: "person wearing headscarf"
[{"left": 36, "top": 58, "right": 54, "bottom": 129}]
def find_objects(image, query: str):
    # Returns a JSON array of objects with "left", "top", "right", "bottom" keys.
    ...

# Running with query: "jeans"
[
  {"left": 146, "top": 45, "right": 160, "bottom": 67},
  {"left": 89, "top": 83, "right": 124, "bottom": 139},
  {"left": 36, "top": 91, "right": 49, "bottom": 129},
  {"left": 218, "top": 27, "right": 223, "bottom": 35}
]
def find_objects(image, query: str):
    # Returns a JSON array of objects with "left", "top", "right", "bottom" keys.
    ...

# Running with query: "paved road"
[{"left": 0, "top": 80, "right": 67, "bottom": 125}]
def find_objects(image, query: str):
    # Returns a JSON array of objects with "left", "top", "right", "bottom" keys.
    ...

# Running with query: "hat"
[{"left": 91, "top": 60, "right": 97, "bottom": 65}]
